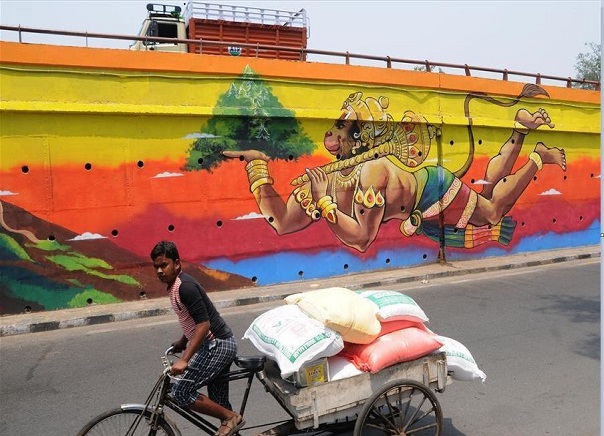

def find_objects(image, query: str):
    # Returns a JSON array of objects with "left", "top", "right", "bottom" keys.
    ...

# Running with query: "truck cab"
[
  {"left": 130, "top": 3, "right": 188, "bottom": 53},
  {"left": 131, "top": 1, "right": 309, "bottom": 60}
]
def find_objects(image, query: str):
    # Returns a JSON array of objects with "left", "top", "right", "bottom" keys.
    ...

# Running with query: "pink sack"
[
  {"left": 378, "top": 319, "right": 431, "bottom": 337},
  {"left": 342, "top": 327, "right": 443, "bottom": 373}
]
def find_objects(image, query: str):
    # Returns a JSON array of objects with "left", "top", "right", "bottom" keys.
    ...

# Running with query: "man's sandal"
[{"left": 214, "top": 413, "right": 245, "bottom": 436}]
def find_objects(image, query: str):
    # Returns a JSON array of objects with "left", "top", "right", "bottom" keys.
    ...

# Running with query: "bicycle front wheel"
[{"left": 77, "top": 408, "right": 176, "bottom": 436}]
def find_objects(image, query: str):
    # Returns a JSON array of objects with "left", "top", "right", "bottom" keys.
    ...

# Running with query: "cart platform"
[{"left": 261, "top": 351, "right": 449, "bottom": 431}]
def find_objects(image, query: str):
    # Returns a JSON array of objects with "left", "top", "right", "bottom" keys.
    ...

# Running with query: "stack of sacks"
[
  {"left": 244, "top": 286, "right": 381, "bottom": 380},
  {"left": 349, "top": 289, "right": 487, "bottom": 382},
  {"left": 244, "top": 287, "right": 486, "bottom": 383},
  {"left": 340, "top": 290, "right": 443, "bottom": 373}
]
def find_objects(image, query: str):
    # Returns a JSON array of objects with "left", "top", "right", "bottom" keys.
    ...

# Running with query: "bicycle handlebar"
[
  {"left": 161, "top": 346, "right": 194, "bottom": 381},
  {"left": 162, "top": 346, "right": 178, "bottom": 369}
]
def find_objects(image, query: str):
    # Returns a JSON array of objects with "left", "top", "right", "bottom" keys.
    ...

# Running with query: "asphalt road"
[{"left": 0, "top": 258, "right": 599, "bottom": 436}]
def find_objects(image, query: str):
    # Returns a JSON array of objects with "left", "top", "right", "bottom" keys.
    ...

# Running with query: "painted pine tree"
[{"left": 185, "top": 66, "right": 316, "bottom": 171}]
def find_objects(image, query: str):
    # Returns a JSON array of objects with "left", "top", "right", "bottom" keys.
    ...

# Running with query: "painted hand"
[{"left": 305, "top": 167, "right": 329, "bottom": 201}]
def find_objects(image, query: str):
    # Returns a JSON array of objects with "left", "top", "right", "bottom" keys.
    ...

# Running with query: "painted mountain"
[{"left": 0, "top": 201, "right": 253, "bottom": 315}]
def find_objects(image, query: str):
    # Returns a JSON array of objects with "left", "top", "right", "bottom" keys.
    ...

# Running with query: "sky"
[{"left": 0, "top": 0, "right": 601, "bottom": 81}]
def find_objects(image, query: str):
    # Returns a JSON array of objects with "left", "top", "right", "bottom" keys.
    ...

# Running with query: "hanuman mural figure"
[{"left": 224, "top": 88, "right": 566, "bottom": 252}]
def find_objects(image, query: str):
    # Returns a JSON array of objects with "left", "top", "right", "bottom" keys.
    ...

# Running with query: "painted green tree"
[{"left": 184, "top": 66, "right": 316, "bottom": 171}]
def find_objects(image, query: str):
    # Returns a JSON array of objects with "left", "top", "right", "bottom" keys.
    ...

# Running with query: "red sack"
[{"left": 342, "top": 327, "right": 443, "bottom": 373}]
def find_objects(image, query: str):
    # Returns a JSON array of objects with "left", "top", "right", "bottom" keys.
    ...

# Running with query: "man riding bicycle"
[{"left": 150, "top": 241, "right": 245, "bottom": 436}]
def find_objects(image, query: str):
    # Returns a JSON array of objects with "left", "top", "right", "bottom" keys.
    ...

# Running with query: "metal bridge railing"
[{"left": 0, "top": 24, "right": 599, "bottom": 91}]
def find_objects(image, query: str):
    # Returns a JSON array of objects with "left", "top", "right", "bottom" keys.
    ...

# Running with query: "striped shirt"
[{"left": 168, "top": 272, "right": 232, "bottom": 341}]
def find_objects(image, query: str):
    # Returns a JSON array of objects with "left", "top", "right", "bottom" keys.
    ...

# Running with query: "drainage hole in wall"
[
  {"left": 111, "top": 229, "right": 119, "bottom": 237},
  {"left": 139, "top": 291, "right": 147, "bottom": 299},
  {"left": 216, "top": 220, "right": 223, "bottom": 227},
  {"left": 22, "top": 165, "right": 29, "bottom": 174},
  {"left": 168, "top": 224, "right": 175, "bottom": 232},
  {"left": 251, "top": 276, "right": 258, "bottom": 283},
  {"left": 137, "top": 160, "right": 144, "bottom": 168},
  {"left": 85, "top": 163, "right": 92, "bottom": 171},
  {"left": 298, "top": 270, "right": 304, "bottom": 277}
]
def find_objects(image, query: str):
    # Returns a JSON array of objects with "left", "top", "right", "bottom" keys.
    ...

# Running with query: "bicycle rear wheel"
[{"left": 77, "top": 408, "right": 176, "bottom": 436}]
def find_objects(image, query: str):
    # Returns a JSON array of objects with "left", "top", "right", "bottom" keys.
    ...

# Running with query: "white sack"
[
  {"left": 436, "top": 335, "right": 487, "bottom": 382},
  {"left": 357, "top": 290, "right": 429, "bottom": 323},
  {"left": 243, "top": 304, "right": 344, "bottom": 378}
]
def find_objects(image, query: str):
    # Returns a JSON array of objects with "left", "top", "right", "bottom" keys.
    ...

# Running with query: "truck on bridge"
[{"left": 130, "top": 2, "right": 309, "bottom": 60}]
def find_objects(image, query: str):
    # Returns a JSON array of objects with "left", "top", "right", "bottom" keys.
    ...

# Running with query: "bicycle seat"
[{"left": 234, "top": 356, "right": 266, "bottom": 370}]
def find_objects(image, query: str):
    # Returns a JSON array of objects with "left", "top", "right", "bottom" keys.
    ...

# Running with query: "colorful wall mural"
[{"left": 0, "top": 41, "right": 600, "bottom": 315}]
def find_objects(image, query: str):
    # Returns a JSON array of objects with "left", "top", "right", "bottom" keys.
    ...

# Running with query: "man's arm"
[
  {"left": 171, "top": 321, "right": 210, "bottom": 375},
  {"left": 223, "top": 149, "right": 312, "bottom": 235}
]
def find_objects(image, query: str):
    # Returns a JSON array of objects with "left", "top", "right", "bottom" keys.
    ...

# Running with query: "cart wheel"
[{"left": 353, "top": 379, "right": 442, "bottom": 436}]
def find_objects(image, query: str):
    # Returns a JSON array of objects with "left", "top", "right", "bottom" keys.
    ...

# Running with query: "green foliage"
[
  {"left": 30, "top": 239, "right": 70, "bottom": 252},
  {"left": 68, "top": 289, "right": 122, "bottom": 308},
  {"left": 46, "top": 252, "right": 140, "bottom": 285},
  {"left": 574, "top": 42, "right": 601, "bottom": 89},
  {"left": 48, "top": 251, "right": 112, "bottom": 271},
  {"left": 184, "top": 66, "right": 316, "bottom": 171},
  {"left": 0, "top": 233, "right": 32, "bottom": 261}
]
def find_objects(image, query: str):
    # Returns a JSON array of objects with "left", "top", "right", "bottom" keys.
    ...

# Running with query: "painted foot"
[{"left": 535, "top": 142, "right": 566, "bottom": 171}]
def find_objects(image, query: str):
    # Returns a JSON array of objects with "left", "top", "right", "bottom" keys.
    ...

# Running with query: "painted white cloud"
[
  {"left": 183, "top": 132, "right": 219, "bottom": 139},
  {"left": 69, "top": 232, "right": 106, "bottom": 241},
  {"left": 472, "top": 179, "right": 492, "bottom": 185},
  {"left": 152, "top": 172, "right": 184, "bottom": 179},
  {"left": 233, "top": 212, "right": 265, "bottom": 220},
  {"left": 540, "top": 188, "right": 562, "bottom": 196},
  {"left": 0, "top": 190, "right": 18, "bottom": 196}
]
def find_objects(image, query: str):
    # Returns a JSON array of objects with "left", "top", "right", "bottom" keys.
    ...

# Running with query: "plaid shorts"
[{"left": 171, "top": 336, "right": 237, "bottom": 409}]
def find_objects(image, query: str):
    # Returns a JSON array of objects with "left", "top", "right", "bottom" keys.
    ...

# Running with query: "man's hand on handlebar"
[
  {"left": 170, "top": 358, "right": 189, "bottom": 375},
  {"left": 171, "top": 336, "right": 188, "bottom": 353}
]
